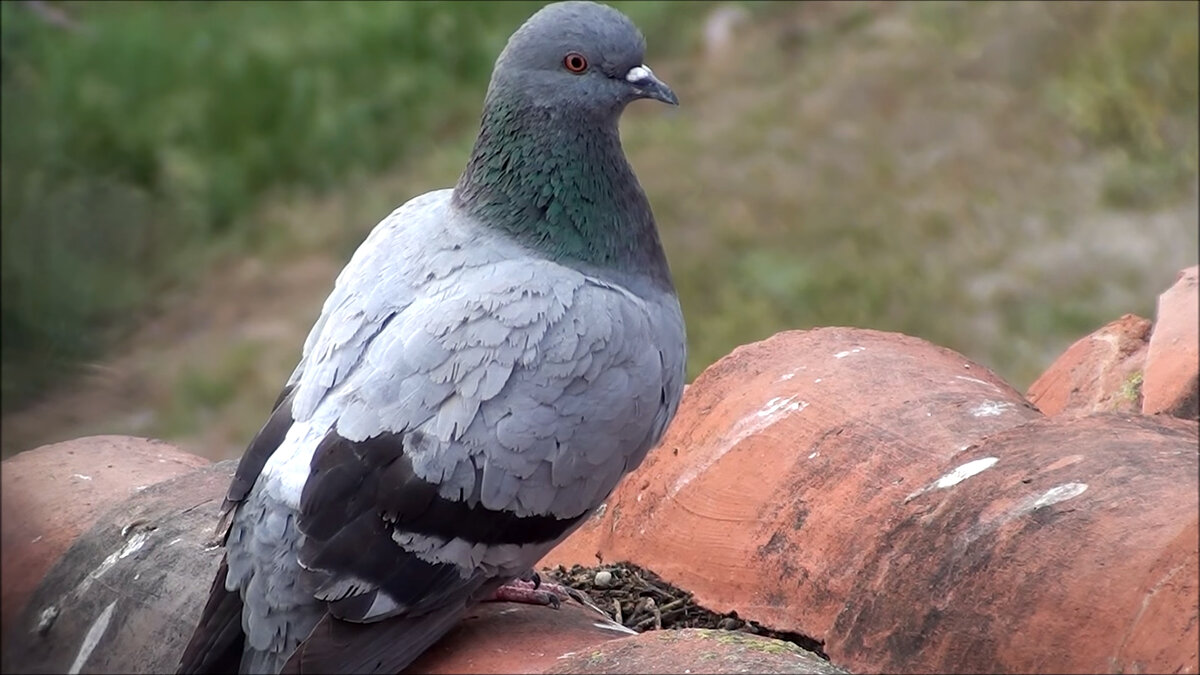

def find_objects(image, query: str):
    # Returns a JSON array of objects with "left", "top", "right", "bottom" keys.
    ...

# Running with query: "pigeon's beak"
[{"left": 625, "top": 64, "right": 678, "bottom": 106}]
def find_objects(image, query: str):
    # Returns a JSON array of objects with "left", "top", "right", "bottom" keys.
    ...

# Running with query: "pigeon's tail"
[
  {"left": 279, "top": 602, "right": 470, "bottom": 675},
  {"left": 177, "top": 557, "right": 246, "bottom": 674},
  {"left": 239, "top": 647, "right": 287, "bottom": 675}
]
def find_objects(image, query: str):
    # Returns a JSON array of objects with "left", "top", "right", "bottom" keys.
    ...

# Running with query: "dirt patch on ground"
[{"left": 544, "top": 561, "right": 829, "bottom": 659}]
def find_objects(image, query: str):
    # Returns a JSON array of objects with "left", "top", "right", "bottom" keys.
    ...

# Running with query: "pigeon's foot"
[{"left": 485, "top": 577, "right": 578, "bottom": 609}]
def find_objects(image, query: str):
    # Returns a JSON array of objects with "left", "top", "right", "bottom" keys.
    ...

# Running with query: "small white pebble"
[{"left": 594, "top": 570, "right": 614, "bottom": 588}]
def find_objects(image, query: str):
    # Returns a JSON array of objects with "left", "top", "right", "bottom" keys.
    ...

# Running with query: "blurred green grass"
[
  {"left": 639, "top": 0, "right": 1199, "bottom": 387},
  {"left": 1, "top": 0, "right": 1196, "bottom": 439},
  {"left": 0, "top": 0, "right": 710, "bottom": 411}
]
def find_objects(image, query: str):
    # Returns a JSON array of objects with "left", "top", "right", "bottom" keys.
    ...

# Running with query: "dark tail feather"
[
  {"left": 280, "top": 603, "right": 468, "bottom": 675},
  {"left": 177, "top": 557, "right": 246, "bottom": 674}
]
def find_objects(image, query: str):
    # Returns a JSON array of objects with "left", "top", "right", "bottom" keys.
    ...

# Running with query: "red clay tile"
[
  {"left": 1143, "top": 265, "right": 1199, "bottom": 419},
  {"left": 0, "top": 436, "right": 210, "bottom": 637},
  {"left": 1026, "top": 314, "right": 1151, "bottom": 416},
  {"left": 542, "top": 328, "right": 1198, "bottom": 673},
  {"left": 543, "top": 628, "right": 845, "bottom": 674}
]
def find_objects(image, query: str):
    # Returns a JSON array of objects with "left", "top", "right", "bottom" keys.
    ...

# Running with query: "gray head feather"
[
  {"left": 454, "top": 1, "right": 677, "bottom": 284},
  {"left": 488, "top": 1, "right": 676, "bottom": 114}
]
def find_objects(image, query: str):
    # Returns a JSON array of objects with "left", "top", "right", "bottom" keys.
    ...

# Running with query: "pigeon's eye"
[{"left": 563, "top": 52, "right": 588, "bottom": 74}]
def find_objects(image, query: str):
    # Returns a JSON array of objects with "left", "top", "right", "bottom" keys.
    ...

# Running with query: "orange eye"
[{"left": 563, "top": 52, "right": 588, "bottom": 74}]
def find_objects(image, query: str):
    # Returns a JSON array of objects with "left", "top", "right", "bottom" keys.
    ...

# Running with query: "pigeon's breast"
[{"left": 267, "top": 193, "right": 685, "bottom": 523}]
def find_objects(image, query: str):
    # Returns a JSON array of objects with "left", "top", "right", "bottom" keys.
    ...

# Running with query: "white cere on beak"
[{"left": 625, "top": 65, "right": 654, "bottom": 83}]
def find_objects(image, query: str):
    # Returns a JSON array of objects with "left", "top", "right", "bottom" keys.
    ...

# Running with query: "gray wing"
[
  {"left": 289, "top": 246, "right": 686, "bottom": 610},
  {"left": 278, "top": 270, "right": 683, "bottom": 674}
]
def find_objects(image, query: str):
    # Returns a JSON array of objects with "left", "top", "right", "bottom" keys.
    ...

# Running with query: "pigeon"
[{"left": 177, "top": 2, "right": 686, "bottom": 673}]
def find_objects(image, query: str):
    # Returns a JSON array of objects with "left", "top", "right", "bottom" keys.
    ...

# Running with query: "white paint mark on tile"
[
  {"left": 834, "top": 346, "right": 865, "bottom": 359},
  {"left": 67, "top": 601, "right": 115, "bottom": 674},
  {"left": 71, "top": 474, "right": 92, "bottom": 481},
  {"left": 971, "top": 400, "right": 1014, "bottom": 417}
]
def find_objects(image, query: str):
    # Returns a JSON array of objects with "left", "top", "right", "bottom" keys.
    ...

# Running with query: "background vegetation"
[
  {"left": 2, "top": 1, "right": 1196, "bottom": 458},
  {"left": 0, "top": 0, "right": 699, "bottom": 408}
]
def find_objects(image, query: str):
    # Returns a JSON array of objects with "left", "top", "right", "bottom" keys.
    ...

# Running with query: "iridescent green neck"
[{"left": 452, "top": 96, "right": 669, "bottom": 285}]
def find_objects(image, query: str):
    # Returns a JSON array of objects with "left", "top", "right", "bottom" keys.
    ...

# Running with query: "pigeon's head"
[{"left": 489, "top": 1, "right": 677, "bottom": 115}]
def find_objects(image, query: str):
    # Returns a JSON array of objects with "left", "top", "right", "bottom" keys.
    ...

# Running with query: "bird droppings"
[
  {"left": 669, "top": 395, "right": 806, "bottom": 497},
  {"left": 74, "top": 527, "right": 152, "bottom": 596},
  {"left": 120, "top": 519, "right": 151, "bottom": 538},
  {"left": 934, "top": 457, "right": 999, "bottom": 489},
  {"left": 67, "top": 601, "right": 115, "bottom": 675},
  {"left": 545, "top": 562, "right": 829, "bottom": 660},
  {"left": 955, "top": 375, "right": 1000, "bottom": 390},
  {"left": 963, "top": 480, "right": 1094, "bottom": 548},
  {"left": 593, "top": 621, "right": 639, "bottom": 635},
  {"left": 833, "top": 346, "right": 865, "bottom": 359},
  {"left": 759, "top": 396, "right": 806, "bottom": 418},
  {"left": 905, "top": 456, "right": 999, "bottom": 503},
  {"left": 1031, "top": 482, "right": 1089, "bottom": 510},
  {"left": 34, "top": 605, "right": 59, "bottom": 635},
  {"left": 970, "top": 400, "right": 1015, "bottom": 417}
]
